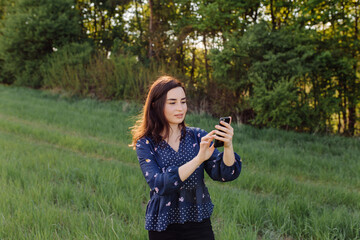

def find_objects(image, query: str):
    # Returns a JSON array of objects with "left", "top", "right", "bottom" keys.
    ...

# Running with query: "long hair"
[{"left": 130, "top": 75, "right": 186, "bottom": 149}]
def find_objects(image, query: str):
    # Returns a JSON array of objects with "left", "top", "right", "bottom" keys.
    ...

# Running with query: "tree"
[
  {"left": 76, "top": 0, "right": 131, "bottom": 52},
  {"left": 0, "top": 0, "right": 8, "bottom": 82},
  {"left": 210, "top": 22, "right": 340, "bottom": 132},
  {"left": 299, "top": 0, "right": 360, "bottom": 135},
  {"left": 0, "top": 0, "right": 7, "bottom": 21},
  {"left": 0, "top": 0, "right": 84, "bottom": 87}
]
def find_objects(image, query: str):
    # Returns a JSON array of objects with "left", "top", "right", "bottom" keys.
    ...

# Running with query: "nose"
[
  {"left": 176, "top": 102, "right": 182, "bottom": 110},
  {"left": 176, "top": 102, "right": 184, "bottom": 111}
]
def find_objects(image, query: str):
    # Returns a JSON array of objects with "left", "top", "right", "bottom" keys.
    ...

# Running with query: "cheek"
[{"left": 163, "top": 104, "right": 173, "bottom": 117}]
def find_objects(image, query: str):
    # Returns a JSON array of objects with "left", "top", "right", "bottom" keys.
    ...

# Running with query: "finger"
[
  {"left": 214, "top": 130, "right": 226, "bottom": 137},
  {"left": 219, "top": 120, "right": 232, "bottom": 128},
  {"left": 201, "top": 130, "right": 216, "bottom": 140},
  {"left": 215, "top": 124, "right": 231, "bottom": 133},
  {"left": 218, "top": 121, "right": 233, "bottom": 133},
  {"left": 213, "top": 135, "right": 231, "bottom": 143},
  {"left": 214, "top": 130, "right": 233, "bottom": 139},
  {"left": 202, "top": 132, "right": 216, "bottom": 140},
  {"left": 200, "top": 139, "right": 214, "bottom": 147},
  {"left": 201, "top": 136, "right": 215, "bottom": 143},
  {"left": 206, "top": 130, "right": 216, "bottom": 136},
  {"left": 208, "top": 144, "right": 215, "bottom": 153},
  {"left": 202, "top": 132, "right": 216, "bottom": 139}
]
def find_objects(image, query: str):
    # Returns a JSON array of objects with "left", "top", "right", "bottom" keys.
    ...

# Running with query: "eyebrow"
[{"left": 167, "top": 97, "right": 186, "bottom": 101}]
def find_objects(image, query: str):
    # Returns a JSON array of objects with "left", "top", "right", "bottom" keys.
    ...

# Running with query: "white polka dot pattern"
[
  {"left": 145, "top": 202, "right": 214, "bottom": 231},
  {"left": 136, "top": 127, "right": 242, "bottom": 232}
]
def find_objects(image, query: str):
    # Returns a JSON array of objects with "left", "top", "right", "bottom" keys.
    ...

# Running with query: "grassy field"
[{"left": 0, "top": 84, "right": 359, "bottom": 240}]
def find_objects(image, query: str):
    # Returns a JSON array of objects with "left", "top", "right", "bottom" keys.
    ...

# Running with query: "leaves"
[
  {"left": 0, "top": 0, "right": 358, "bottom": 135},
  {"left": 0, "top": 0, "right": 84, "bottom": 87}
]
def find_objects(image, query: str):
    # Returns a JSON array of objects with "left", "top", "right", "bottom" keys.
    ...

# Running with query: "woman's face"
[{"left": 163, "top": 87, "right": 187, "bottom": 126}]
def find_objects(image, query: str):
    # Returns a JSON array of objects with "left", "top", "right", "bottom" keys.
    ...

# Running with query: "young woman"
[{"left": 130, "top": 76, "right": 242, "bottom": 240}]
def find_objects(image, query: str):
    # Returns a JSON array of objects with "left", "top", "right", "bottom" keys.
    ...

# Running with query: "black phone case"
[{"left": 214, "top": 117, "right": 231, "bottom": 148}]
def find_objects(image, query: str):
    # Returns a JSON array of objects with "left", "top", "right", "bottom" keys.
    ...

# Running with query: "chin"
[{"left": 170, "top": 119, "right": 184, "bottom": 125}]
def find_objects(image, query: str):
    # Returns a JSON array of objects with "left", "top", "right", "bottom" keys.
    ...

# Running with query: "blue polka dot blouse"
[{"left": 136, "top": 126, "right": 242, "bottom": 232}]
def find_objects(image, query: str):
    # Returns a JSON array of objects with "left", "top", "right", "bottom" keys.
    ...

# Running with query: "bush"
[
  {"left": 42, "top": 42, "right": 94, "bottom": 92},
  {"left": 84, "top": 55, "right": 182, "bottom": 101},
  {"left": 0, "top": 0, "right": 83, "bottom": 87},
  {"left": 42, "top": 46, "right": 182, "bottom": 102},
  {"left": 249, "top": 75, "right": 302, "bottom": 130}
]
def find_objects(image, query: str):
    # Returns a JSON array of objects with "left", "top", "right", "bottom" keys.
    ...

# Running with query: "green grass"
[{"left": 0, "top": 84, "right": 359, "bottom": 240}]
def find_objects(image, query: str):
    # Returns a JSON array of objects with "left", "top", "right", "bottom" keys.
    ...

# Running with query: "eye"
[
  {"left": 169, "top": 102, "right": 176, "bottom": 105},
  {"left": 181, "top": 101, "right": 186, "bottom": 104}
]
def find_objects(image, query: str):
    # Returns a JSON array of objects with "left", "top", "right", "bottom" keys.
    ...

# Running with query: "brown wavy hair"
[{"left": 130, "top": 75, "right": 187, "bottom": 149}]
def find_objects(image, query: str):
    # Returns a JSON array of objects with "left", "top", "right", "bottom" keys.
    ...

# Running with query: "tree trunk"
[
  {"left": 100, "top": 8, "right": 106, "bottom": 50},
  {"left": 190, "top": 48, "right": 196, "bottom": 82},
  {"left": 148, "top": 0, "right": 154, "bottom": 59},
  {"left": 94, "top": 7, "right": 97, "bottom": 42},
  {"left": 270, "top": 0, "right": 276, "bottom": 30},
  {"left": 342, "top": 86, "right": 348, "bottom": 134},
  {"left": 337, "top": 112, "right": 341, "bottom": 134},
  {"left": 177, "top": 43, "right": 183, "bottom": 70},
  {"left": 348, "top": 105, "right": 356, "bottom": 135},
  {"left": 254, "top": 6, "right": 258, "bottom": 23},
  {"left": 135, "top": 0, "right": 143, "bottom": 40},
  {"left": 203, "top": 33, "right": 210, "bottom": 84}
]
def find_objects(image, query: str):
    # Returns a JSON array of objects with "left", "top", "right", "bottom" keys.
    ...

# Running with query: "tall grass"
[
  {"left": 0, "top": 84, "right": 359, "bottom": 239},
  {"left": 41, "top": 43, "right": 183, "bottom": 102}
]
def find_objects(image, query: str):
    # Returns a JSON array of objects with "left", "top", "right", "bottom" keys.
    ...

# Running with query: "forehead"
[{"left": 166, "top": 87, "right": 186, "bottom": 99}]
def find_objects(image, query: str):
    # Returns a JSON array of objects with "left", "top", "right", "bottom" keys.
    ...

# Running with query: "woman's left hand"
[{"left": 214, "top": 117, "right": 234, "bottom": 148}]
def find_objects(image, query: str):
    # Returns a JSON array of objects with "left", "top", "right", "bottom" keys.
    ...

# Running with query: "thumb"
[
  {"left": 207, "top": 144, "right": 215, "bottom": 156},
  {"left": 209, "top": 143, "right": 215, "bottom": 152}
]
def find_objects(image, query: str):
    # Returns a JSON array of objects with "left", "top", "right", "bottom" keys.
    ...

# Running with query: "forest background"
[{"left": 0, "top": 0, "right": 359, "bottom": 137}]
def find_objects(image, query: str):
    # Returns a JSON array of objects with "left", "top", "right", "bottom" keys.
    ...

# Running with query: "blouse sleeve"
[
  {"left": 136, "top": 138, "right": 184, "bottom": 196},
  {"left": 196, "top": 128, "right": 242, "bottom": 182}
]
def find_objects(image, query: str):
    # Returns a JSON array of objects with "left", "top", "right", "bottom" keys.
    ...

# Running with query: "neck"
[
  {"left": 162, "top": 124, "right": 182, "bottom": 140},
  {"left": 169, "top": 123, "right": 181, "bottom": 136}
]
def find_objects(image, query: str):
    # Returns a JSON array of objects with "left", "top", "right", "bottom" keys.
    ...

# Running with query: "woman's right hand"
[
  {"left": 179, "top": 131, "right": 216, "bottom": 182},
  {"left": 197, "top": 130, "right": 216, "bottom": 163}
]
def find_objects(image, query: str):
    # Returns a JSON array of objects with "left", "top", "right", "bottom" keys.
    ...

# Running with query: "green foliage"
[
  {"left": 210, "top": 22, "right": 345, "bottom": 132},
  {"left": 76, "top": 0, "right": 132, "bottom": 51},
  {"left": 0, "top": 0, "right": 11, "bottom": 84},
  {"left": 42, "top": 46, "right": 182, "bottom": 102},
  {"left": 41, "top": 42, "right": 94, "bottom": 90},
  {"left": 0, "top": 0, "right": 359, "bottom": 135},
  {"left": 0, "top": 0, "right": 83, "bottom": 87},
  {"left": 0, "top": 0, "right": 7, "bottom": 22},
  {"left": 250, "top": 75, "right": 302, "bottom": 130},
  {"left": 85, "top": 53, "right": 141, "bottom": 100}
]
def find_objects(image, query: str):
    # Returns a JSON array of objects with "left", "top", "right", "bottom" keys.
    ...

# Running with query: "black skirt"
[{"left": 148, "top": 218, "right": 215, "bottom": 240}]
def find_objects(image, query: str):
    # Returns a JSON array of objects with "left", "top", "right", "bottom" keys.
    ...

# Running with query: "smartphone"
[{"left": 213, "top": 116, "right": 231, "bottom": 148}]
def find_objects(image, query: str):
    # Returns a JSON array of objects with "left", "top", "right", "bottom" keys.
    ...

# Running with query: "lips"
[{"left": 175, "top": 114, "right": 183, "bottom": 118}]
